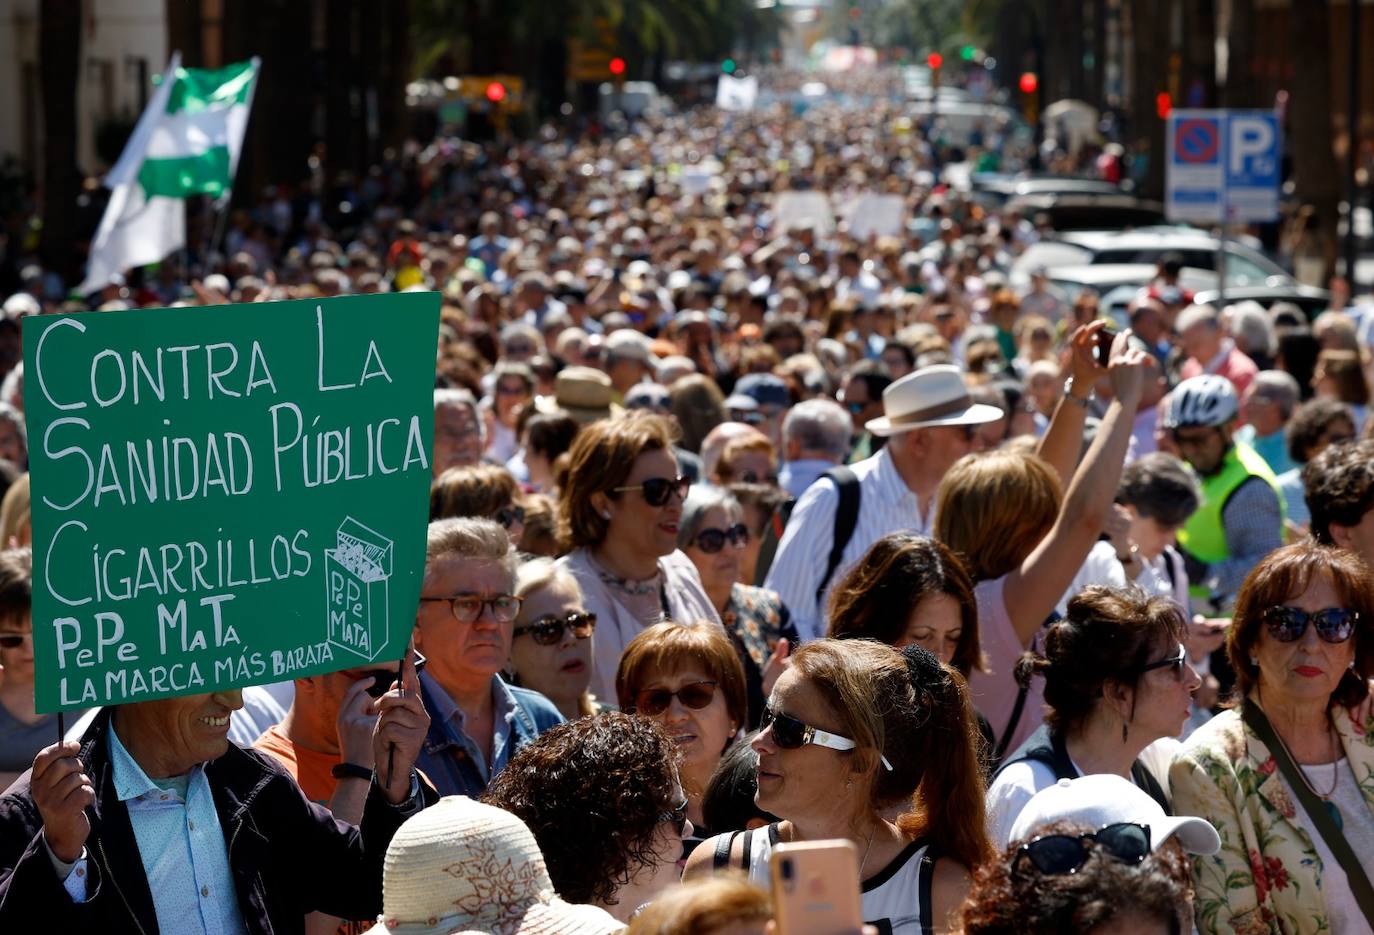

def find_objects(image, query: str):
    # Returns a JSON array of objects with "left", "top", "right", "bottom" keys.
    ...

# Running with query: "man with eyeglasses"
[
  {"left": 1166, "top": 375, "right": 1284, "bottom": 611},
  {"left": 412, "top": 517, "right": 562, "bottom": 797}
]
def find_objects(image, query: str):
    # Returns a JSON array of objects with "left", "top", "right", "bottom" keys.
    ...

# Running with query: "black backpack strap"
[
  {"left": 993, "top": 724, "right": 1075, "bottom": 782},
  {"left": 713, "top": 831, "right": 739, "bottom": 871},
  {"left": 752, "top": 496, "right": 796, "bottom": 586},
  {"left": 741, "top": 827, "right": 757, "bottom": 871},
  {"left": 917, "top": 842, "right": 941, "bottom": 935},
  {"left": 816, "top": 467, "right": 861, "bottom": 605},
  {"left": 992, "top": 613, "right": 1059, "bottom": 762},
  {"left": 1130, "top": 759, "right": 1172, "bottom": 814}
]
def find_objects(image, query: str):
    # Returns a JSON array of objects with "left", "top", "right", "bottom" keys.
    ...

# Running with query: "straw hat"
[
  {"left": 865, "top": 364, "right": 1004, "bottom": 437},
  {"left": 535, "top": 366, "right": 622, "bottom": 425},
  {"left": 363, "top": 796, "right": 624, "bottom": 935}
]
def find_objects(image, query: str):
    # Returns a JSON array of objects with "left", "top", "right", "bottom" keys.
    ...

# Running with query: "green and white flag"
[{"left": 80, "top": 54, "right": 260, "bottom": 294}]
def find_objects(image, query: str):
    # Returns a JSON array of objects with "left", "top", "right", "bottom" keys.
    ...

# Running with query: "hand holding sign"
[
  {"left": 32, "top": 741, "right": 94, "bottom": 863},
  {"left": 336, "top": 675, "right": 380, "bottom": 769},
  {"left": 371, "top": 647, "right": 428, "bottom": 804}
]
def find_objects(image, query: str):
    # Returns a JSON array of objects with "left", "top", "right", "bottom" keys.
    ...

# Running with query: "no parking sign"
[{"left": 1166, "top": 110, "right": 1281, "bottom": 223}]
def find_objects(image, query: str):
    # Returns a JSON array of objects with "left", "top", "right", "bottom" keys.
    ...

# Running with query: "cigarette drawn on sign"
[{"left": 325, "top": 517, "right": 394, "bottom": 661}]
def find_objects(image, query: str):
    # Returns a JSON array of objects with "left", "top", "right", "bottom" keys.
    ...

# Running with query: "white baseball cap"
[{"left": 1009, "top": 774, "right": 1220, "bottom": 856}]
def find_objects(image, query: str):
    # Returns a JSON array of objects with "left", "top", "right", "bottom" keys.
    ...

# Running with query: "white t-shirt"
[
  {"left": 985, "top": 737, "right": 1180, "bottom": 849},
  {"left": 1294, "top": 759, "right": 1374, "bottom": 935},
  {"left": 1057, "top": 540, "right": 1128, "bottom": 616}
]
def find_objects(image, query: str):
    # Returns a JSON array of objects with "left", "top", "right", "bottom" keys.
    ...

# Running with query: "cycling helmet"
[{"left": 1164, "top": 375, "right": 1239, "bottom": 429}]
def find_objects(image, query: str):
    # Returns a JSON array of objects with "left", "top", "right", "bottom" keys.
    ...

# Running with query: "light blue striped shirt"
[{"left": 106, "top": 726, "right": 248, "bottom": 935}]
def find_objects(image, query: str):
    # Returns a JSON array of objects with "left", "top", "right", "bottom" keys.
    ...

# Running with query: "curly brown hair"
[
  {"left": 959, "top": 821, "right": 1189, "bottom": 935},
  {"left": 828, "top": 534, "right": 983, "bottom": 677},
  {"left": 482, "top": 712, "right": 680, "bottom": 906},
  {"left": 1303, "top": 438, "right": 1374, "bottom": 545}
]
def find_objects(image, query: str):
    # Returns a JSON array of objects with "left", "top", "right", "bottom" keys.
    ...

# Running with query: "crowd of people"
[{"left": 2, "top": 65, "right": 1374, "bottom": 933}]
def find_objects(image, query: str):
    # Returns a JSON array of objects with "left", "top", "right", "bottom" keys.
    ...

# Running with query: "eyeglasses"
[
  {"left": 495, "top": 504, "right": 526, "bottom": 529},
  {"left": 611, "top": 475, "right": 691, "bottom": 507},
  {"left": 1138, "top": 642, "right": 1188, "bottom": 679},
  {"left": 629, "top": 680, "right": 718, "bottom": 716},
  {"left": 657, "top": 796, "right": 690, "bottom": 836},
  {"left": 513, "top": 611, "right": 597, "bottom": 645},
  {"left": 0, "top": 633, "right": 29, "bottom": 650},
  {"left": 1172, "top": 428, "right": 1218, "bottom": 448},
  {"left": 694, "top": 523, "right": 750, "bottom": 554},
  {"left": 738, "top": 471, "right": 779, "bottom": 486},
  {"left": 420, "top": 593, "right": 524, "bottom": 624},
  {"left": 1263, "top": 606, "right": 1358, "bottom": 644},
  {"left": 732, "top": 410, "right": 766, "bottom": 426},
  {"left": 496, "top": 382, "right": 528, "bottom": 397},
  {"left": 627, "top": 394, "right": 672, "bottom": 411},
  {"left": 760, "top": 704, "right": 893, "bottom": 771},
  {"left": 844, "top": 401, "right": 866, "bottom": 416},
  {"left": 1013, "top": 822, "right": 1152, "bottom": 877}
]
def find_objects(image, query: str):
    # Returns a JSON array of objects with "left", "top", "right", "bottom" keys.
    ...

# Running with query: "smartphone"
[
  {"left": 770, "top": 840, "right": 864, "bottom": 935},
  {"left": 1095, "top": 326, "right": 1119, "bottom": 366}
]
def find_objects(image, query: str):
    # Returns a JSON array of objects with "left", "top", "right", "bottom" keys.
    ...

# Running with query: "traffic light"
[
  {"left": 927, "top": 51, "right": 943, "bottom": 70},
  {"left": 1155, "top": 91, "right": 1172, "bottom": 118},
  {"left": 609, "top": 57, "right": 626, "bottom": 77},
  {"left": 960, "top": 45, "right": 976, "bottom": 62},
  {"left": 722, "top": 58, "right": 737, "bottom": 75},
  {"left": 484, "top": 81, "right": 507, "bottom": 103},
  {"left": 1018, "top": 72, "right": 1038, "bottom": 94}
]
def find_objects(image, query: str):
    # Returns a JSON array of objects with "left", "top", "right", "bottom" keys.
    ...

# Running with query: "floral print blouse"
[
  {"left": 723, "top": 583, "right": 798, "bottom": 728},
  {"left": 1169, "top": 697, "right": 1374, "bottom": 934}
]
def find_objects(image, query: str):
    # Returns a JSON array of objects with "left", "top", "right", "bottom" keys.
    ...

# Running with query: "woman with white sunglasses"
[
  {"left": 685, "top": 639, "right": 993, "bottom": 934},
  {"left": 986, "top": 587, "right": 1202, "bottom": 849}
]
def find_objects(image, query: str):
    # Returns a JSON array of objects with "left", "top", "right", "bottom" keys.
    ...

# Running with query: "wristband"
[
  {"left": 1062, "top": 378, "right": 1092, "bottom": 407},
  {"left": 331, "top": 762, "right": 373, "bottom": 781}
]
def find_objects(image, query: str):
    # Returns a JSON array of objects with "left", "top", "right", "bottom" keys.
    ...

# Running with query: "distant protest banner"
[{"left": 24, "top": 292, "right": 440, "bottom": 712}]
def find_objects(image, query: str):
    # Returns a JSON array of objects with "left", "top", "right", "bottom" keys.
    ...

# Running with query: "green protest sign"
[{"left": 23, "top": 292, "right": 440, "bottom": 712}]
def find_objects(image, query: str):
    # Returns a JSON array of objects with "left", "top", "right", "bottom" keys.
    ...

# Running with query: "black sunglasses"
[
  {"left": 658, "top": 796, "right": 690, "bottom": 836},
  {"left": 1263, "top": 606, "right": 1358, "bottom": 644},
  {"left": 1014, "top": 822, "right": 1152, "bottom": 877},
  {"left": 760, "top": 704, "right": 893, "bottom": 770},
  {"left": 1138, "top": 642, "right": 1187, "bottom": 679},
  {"left": 0, "top": 633, "right": 28, "bottom": 650},
  {"left": 629, "top": 680, "right": 718, "bottom": 716},
  {"left": 495, "top": 504, "right": 526, "bottom": 529},
  {"left": 612, "top": 475, "right": 691, "bottom": 507},
  {"left": 513, "top": 611, "right": 597, "bottom": 646},
  {"left": 694, "top": 523, "right": 749, "bottom": 554},
  {"left": 739, "top": 470, "right": 779, "bottom": 485}
]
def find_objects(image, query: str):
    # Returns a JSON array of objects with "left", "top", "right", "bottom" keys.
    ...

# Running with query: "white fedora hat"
[{"left": 865, "top": 364, "right": 1004, "bottom": 437}]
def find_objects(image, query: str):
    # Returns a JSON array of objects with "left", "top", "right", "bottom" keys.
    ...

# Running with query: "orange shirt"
[{"left": 253, "top": 724, "right": 339, "bottom": 807}]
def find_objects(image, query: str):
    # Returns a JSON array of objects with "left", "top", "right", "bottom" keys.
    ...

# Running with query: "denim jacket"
[{"left": 414, "top": 672, "right": 563, "bottom": 797}]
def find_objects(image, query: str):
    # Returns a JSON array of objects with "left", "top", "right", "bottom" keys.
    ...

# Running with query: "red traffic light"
[
  {"left": 927, "top": 52, "right": 943, "bottom": 70},
  {"left": 485, "top": 81, "right": 507, "bottom": 103},
  {"left": 609, "top": 57, "right": 627, "bottom": 77},
  {"left": 1018, "top": 72, "right": 1038, "bottom": 94},
  {"left": 1155, "top": 91, "right": 1172, "bottom": 118}
]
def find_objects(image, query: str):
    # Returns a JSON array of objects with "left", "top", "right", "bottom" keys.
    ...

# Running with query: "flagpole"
[{"left": 207, "top": 57, "right": 261, "bottom": 272}]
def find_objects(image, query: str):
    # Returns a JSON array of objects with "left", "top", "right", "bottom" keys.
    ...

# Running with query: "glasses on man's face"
[
  {"left": 693, "top": 523, "right": 750, "bottom": 554},
  {"left": 611, "top": 475, "right": 691, "bottom": 508},
  {"left": 495, "top": 505, "right": 526, "bottom": 530},
  {"left": 1263, "top": 606, "right": 1358, "bottom": 644},
  {"left": 496, "top": 382, "right": 528, "bottom": 397},
  {"left": 1172, "top": 428, "right": 1218, "bottom": 449},
  {"left": 513, "top": 611, "right": 596, "bottom": 646},
  {"left": 420, "top": 593, "right": 523, "bottom": 624},
  {"left": 1138, "top": 642, "right": 1188, "bottom": 680},
  {"left": 0, "top": 633, "right": 30, "bottom": 650},
  {"left": 629, "top": 680, "right": 718, "bottom": 716},
  {"left": 1013, "top": 822, "right": 1152, "bottom": 877},
  {"left": 658, "top": 796, "right": 690, "bottom": 836}
]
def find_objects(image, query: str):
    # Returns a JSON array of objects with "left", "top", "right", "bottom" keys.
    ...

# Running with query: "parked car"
[
  {"left": 1006, "top": 193, "right": 1167, "bottom": 231},
  {"left": 1191, "top": 284, "right": 1333, "bottom": 320},
  {"left": 1011, "top": 229, "right": 1292, "bottom": 287}
]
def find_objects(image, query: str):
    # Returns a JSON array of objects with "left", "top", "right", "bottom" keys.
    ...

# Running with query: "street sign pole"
[{"left": 1218, "top": 117, "right": 1227, "bottom": 307}]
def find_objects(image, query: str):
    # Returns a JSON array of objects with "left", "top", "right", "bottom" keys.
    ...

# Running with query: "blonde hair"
[
  {"left": 625, "top": 875, "right": 770, "bottom": 935},
  {"left": 715, "top": 434, "right": 776, "bottom": 482},
  {"left": 0, "top": 473, "right": 30, "bottom": 548},
  {"left": 934, "top": 451, "right": 1061, "bottom": 581}
]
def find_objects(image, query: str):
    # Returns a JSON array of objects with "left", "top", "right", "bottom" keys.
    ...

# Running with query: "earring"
[
  {"left": 601, "top": 510, "right": 611, "bottom": 520},
  {"left": 1249, "top": 655, "right": 1259, "bottom": 667},
  {"left": 1122, "top": 722, "right": 1129, "bottom": 744}
]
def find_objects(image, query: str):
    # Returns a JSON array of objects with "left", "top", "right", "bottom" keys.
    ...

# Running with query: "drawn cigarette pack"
[{"left": 324, "top": 517, "right": 393, "bottom": 661}]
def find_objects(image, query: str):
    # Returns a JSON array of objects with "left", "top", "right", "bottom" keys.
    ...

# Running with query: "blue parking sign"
[{"left": 1167, "top": 110, "right": 1281, "bottom": 223}]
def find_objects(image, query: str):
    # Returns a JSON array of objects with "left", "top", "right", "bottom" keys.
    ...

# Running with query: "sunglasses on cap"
[
  {"left": 760, "top": 704, "right": 893, "bottom": 771},
  {"left": 628, "top": 680, "right": 718, "bottom": 716},
  {"left": 627, "top": 393, "right": 672, "bottom": 411},
  {"left": 612, "top": 475, "right": 691, "bottom": 507},
  {"left": 513, "top": 611, "right": 596, "bottom": 646},
  {"left": 1138, "top": 642, "right": 1188, "bottom": 680},
  {"left": 657, "top": 796, "right": 690, "bottom": 836},
  {"left": 1013, "top": 822, "right": 1152, "bottom": 877},
  {"left": 1263, "top": 606, "right": 1357, "bottom": 644},
  {"left": 694, "top": 523, "right": 749, "bottom": 554},
  {"left": 494, "top": 504, "right": 526, "bottom": 529}
]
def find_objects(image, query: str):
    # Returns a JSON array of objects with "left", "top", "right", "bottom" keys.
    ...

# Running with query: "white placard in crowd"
[
  {"left": 772, "top": 190, "right": 835, "bottom": 235},
  {"left": 842, "top": 193, "right": 907, "bottom": 238},
  {"left": 716, "top": 74, "right": 759, "bottom": 112}
]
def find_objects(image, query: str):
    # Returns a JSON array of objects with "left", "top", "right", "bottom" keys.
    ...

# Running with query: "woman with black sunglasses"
[
  {"left": 685, "top": 640, "right": 994, "bottom": 933},
  {"left": 1171, "top": 541, "right": 1374, "bottom": 934},
  {"left": 507, "top": 557, "right": 603, "bottom": 720},
  {"left": 986, "top": 587, "right": 1201, "bottom": 849},
  {"left": 678, "top": 485, "right": 798, "bottom": 726},
  {"left": 558, "top": 413, "right": 721, "bottom": 702}
]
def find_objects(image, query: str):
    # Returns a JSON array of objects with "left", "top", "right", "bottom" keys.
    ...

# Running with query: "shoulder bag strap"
[
  {"left": 816, "top": 467, "right": 861, "bottom": 606},
  {"left": 1241, "top": 699, "right": 1374, "bottom": 916},
  {"left": 917, "top": 843, "right": 940, "bottom": 935},
  {"left": 752, "top": 497, "right": 796, "bottom": 586}
]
